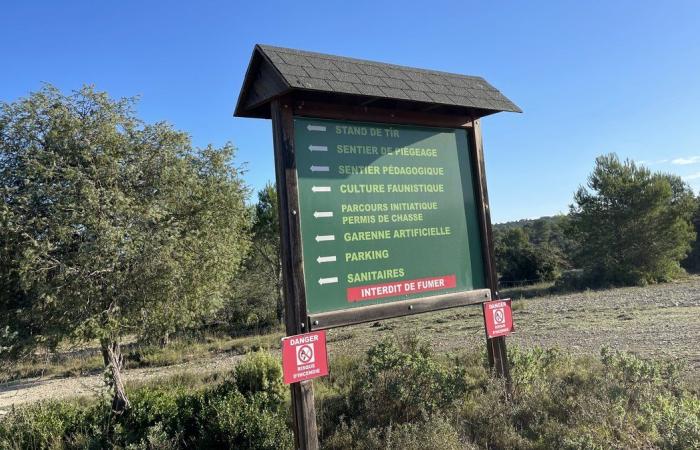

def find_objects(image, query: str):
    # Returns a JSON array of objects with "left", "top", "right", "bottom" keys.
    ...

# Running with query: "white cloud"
[
  {"left": 639, "top": 159, "right": 669, "bottom": 166},
  {"left": 682, "top": 172, "right": 700, "bottom": 180},
  {"left": 671, "top": 156, "right": 700, "bottom": 165}
]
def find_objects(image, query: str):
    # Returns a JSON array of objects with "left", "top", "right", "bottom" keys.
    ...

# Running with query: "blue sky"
[{"left": 2, "top": 1, "right": 699, "bottom": 223}]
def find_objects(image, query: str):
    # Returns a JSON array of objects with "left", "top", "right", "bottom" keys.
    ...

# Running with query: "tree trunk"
[
  {"left": 159, "top": 332, "right": 170, "bottom": 348},
  {"left": 276, "top": 266, "right": 284, "bottom": 324},
  {"left": 100, "top": 338, "right": 130, "bottom": 414}
]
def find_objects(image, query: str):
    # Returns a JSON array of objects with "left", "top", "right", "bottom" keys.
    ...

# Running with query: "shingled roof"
[{"left": 234, "top": 44, "right": 521, "bottom": 119}]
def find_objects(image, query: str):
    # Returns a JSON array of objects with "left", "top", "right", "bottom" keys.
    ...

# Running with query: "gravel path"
[
  {"left": 0, "top": 354, "right": 244, "bottom": 414},
  {"left": 326, "top": 276, "right": 700, "bottom": 371},
  {"left": 2, "top": 277, "right": 699, "bottom": 414}
]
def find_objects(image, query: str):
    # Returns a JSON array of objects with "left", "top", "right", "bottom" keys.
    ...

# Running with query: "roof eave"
[
  {"left": 234, "top": 44, "right": 522, "bottom": 119},
  {"left": 236, "top": 88, "right": 517, "bottom": 120},
  {"left": 233, "top": 47, "right": 261, "bottom": 118},
  {"left": 234, "top": 45, "right": 294, "bottom": 118}
]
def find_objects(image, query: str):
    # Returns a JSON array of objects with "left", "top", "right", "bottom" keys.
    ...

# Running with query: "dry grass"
[
  {"left": 3, "top": 276, "right": 699, "bottom": 388},
  {"left": 0, "top": 330, "right": 284, "bottom": 384}
]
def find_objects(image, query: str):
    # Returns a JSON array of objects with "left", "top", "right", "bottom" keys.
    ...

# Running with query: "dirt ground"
[
  {"left": 0, "top": 354, "right": 244, "bottom": 415},
  {"left": 2, "top": 277, "right": 699, "bottom": 414},
  {"left": 326, "top": 276, "right": 700, "bottom": 368}
]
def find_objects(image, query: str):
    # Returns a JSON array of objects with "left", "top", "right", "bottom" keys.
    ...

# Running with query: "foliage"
[
  {"left": 569, "top": 154, "right": 696, "bottom": 286},
  {"left": 495, "top": 215, "right": 576, "bottom": 264},
  {"left": 233, "top": 350, "right": 285, "bottom": 408},
  {"left": 522, "top": 215, "right": 577, "bottom": 255},
  {"left": 348, "top": 337, "right": 472, "bottom": 426},
  {"left": 0, "top": 332, "right": 285, "bottom": 384},
  {"left": 682, "top": 196, "right": 700, "bottom": 273},
  {"left": 0, "top": 399, "right": 110, "bottom": 449},
  {"left": 495, "top": 227, "right": 563, "bottom": 285},
  {"left": 316, "top": 340, "right": 700, "bottom": 450},
  {"left": 2, "top": 343, "right": 699, "bottom": 449},
  {"left": 222, "top": 183, "right": 282, "bottom": 333},
  {"left": 0, "top": 352, "right": 293, "bottom": 450},
  {"left": 251, "top": 183, "right": 282, "bottom": 322},
  {"left": 0, "top": 85, "right": 251, "bottom": 409},
  {"left": 323, "top": 414, "right": 472, "bottom": 450}
]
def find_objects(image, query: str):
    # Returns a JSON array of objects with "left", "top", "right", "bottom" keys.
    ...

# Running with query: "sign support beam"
[
  {"left": 271, "top": 97, "right": 319, "bottom": 450},
  {"left": 470, "top": 119, "right": 511, "bottom": 385}
]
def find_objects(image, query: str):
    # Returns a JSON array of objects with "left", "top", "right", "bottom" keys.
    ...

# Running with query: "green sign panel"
[{"left": 294, "top": 118, "right": 485, "bottom": 315}]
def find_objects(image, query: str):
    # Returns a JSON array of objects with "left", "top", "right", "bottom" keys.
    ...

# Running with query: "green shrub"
[
  {"left": 324, "top": 413, "right": 474, "bottom": 450},
  {"left": 347, "top": 337, "right": 473, "bottom": 426},
  {"left": 653, "top": 395, "right": 700, "bottom": 449},
  {"left": 0, "top": 401, "right": 109, "bottom": 449},
  {"left": 598, "top": 348, "right": 700, "bottom": 449},
  {"left": 119, "top": 385, "right": 198, "bottom": 446},
  {"left": 0, "top": 352, "right": 292, "bottom": 449},
  {"left": 197, "top": 389, "right": 292, "bottom": 450},
  {"left": 233, "top": 350, "right": 285, "bottom": 408},
  {"left": 2, "top": 345, "right": 699, "bottom": 450},
  {"left": 318, "top": 342, "right": 700, "bottom": 450}
]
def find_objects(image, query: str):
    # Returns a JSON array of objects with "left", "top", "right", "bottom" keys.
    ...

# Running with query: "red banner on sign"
[
  {"left": 346, "top": 274, "right": 456, "bottom": 302},
  {"left": 483, "top": 299, "right": 514, "bottom": 338},
  {"left": 281, "top": 330, "right": 329, "bottom": 384}
]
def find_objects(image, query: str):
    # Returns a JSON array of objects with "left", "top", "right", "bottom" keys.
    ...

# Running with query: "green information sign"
[{"left": 295, "top": 118, "right": 486, "bottom": 315}]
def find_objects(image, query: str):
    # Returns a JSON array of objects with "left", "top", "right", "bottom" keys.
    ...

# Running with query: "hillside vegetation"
[{"left": 1, "top": 342, "right": 698, "bottom": 449}]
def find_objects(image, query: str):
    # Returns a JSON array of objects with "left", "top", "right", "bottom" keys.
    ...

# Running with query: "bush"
[
  {"left": 233, "top": 350, "right": 285, "bottom": 407},
  {"left": 0, "top": 352, "right": 293, "bottom": 450},
  {"left": 318, "top": 337, "right": 491, "bottom": 448},
  {"left": 197, "top": 390, "right": 291, "bottom": 450},
  {"left": 324, "top": 414, "right": 474, "bottom": 450},
  {"left": 318, "top": 341, "right": 700, "bottom": 450},
  {"left": 347, "top": 337, "right": 474, "bottom": 426},
  {"left": 2, "top": 344, "right": 699, "bottom": 450},
  {"left": 0, "top": 400, "right": 110, "bottom": 449}
]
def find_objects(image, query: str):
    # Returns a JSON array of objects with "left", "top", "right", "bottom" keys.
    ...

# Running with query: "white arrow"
[
  {"left": 317, "top": 256, "right": 336, "bottom": 263},
  {"left": 309, "top": 145, "right": 328, "bottom": 152},
  {"left": 315, "top": 235, "right": 335, "bottom": 242},
  {"left": 311, "top": 186, "right": 331, "bottom": 193},
  {"left": 307, "top": 125, "right": 326, "bottom": 132},
  {"left": 313, "top": 211, "right": 333, "bottom": 218},
  {"left": 310, "top": 165, "right": 329, "bottom": 172},
  {"left": 318, "top": 277, "right": 338, "bottom": 285}
]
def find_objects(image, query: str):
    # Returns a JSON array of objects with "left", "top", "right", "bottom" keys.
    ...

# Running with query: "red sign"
[
  {"left": 347, "top": 274, "right": 456, "bottom": 302},
  {"left": 483, "top": 299, "right": 514, "bottom": 338},
  {"left": 282, "top": 330, "right": 329, "bottom": 384}
]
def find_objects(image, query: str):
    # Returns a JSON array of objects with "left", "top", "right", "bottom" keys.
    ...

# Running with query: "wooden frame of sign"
[
  {"left": 236, "top": 44, "right": 519, "bottom": 450},
  {"left": 270, "top": 97, "right": 509, "bottom": 449}
]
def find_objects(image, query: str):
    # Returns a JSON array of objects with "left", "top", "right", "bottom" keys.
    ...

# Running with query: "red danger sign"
[
  {"left": 282, "top": 330, "right": 329, "bottom": 384},
  {"left": 483, "top": 299, "right": 514, "bottom": 338}
]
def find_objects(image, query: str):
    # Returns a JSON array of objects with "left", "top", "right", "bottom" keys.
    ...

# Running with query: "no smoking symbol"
[
  {"left": 296, "top": 344, "right": 315, "bottom": 365},
  {"left": 493, "top": 308, "right": 505, "bottom": 325}
]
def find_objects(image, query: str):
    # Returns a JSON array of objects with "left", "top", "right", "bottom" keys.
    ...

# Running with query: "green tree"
[
  {"left": 682, "top": 195, "right": 700, "bottom": 273},
  {"left": 0, "top": 86, "right": 250, "bottom": 412},
  {"left": 251, "top": 183, "right": 283, "bottom": 323},
  {"left": 495, "top": 228, "right": 561, "bottom": 284},
  {"left": 494, "top": 215, "right": 578, "bottom": 276},
  {"left": 569, "top": 154, "right": 696, "bottom": 285},
  {"left": 223, "top": 183, "right": 282, "bottom": 332},
  {"left": 523, "top": 215, "right": 577, "bottom": 267}
]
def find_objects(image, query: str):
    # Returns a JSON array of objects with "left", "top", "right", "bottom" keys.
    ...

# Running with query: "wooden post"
[
  {"left": 270, "top": 97, "right": 319, "bottom": 450},
  {"left": 470, "top": 119, "right": 511, "bottom": 383}
]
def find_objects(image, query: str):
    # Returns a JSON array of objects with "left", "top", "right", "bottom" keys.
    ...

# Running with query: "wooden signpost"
[{"left": 235, "top": 44, "right": 521, "bottom": 450}]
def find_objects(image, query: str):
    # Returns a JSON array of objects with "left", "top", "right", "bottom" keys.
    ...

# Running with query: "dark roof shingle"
[{"left": 235, "top": 44, "right": 521, "bottom": 117}]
